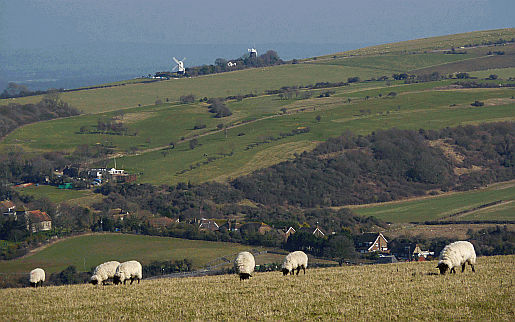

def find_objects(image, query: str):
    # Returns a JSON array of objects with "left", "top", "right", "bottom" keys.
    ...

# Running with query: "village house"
[
  {"left": 412, "top": 244, "right": 434, "bottom": 260},
  {"left": 0, "top": 200, "right": 16, "bottom": 218},
  {"left": 276, "top": 226, "right": 297, "bottom": 241},
  {"left": 298, "top": 226, "right": 325, "bottom": 237},
  {"left": 148, "top": 217, "right": 178, "bottom": 230},
  {"left": 356, "top": 232, "right": 389, "bottom": 254},
  {"left": 218, "top": 221, "right": 242, "bottom": 232},
  {"left": 198, "top": 218, "right": 220, "bottom": 231},
  {"left": 26, "top": 210, "right": 52, "bottom": 233},
  {"left": 239, "top": 222, "right": 273, "bottom": 234}
]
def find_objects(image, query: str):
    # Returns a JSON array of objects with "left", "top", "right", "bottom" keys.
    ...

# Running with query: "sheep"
[
  {"left": 90, "top": 261, "right": 120, "bottom": 285},
  {"left": 29, "top": 268, "right": 45, "bottom": 288},
  {"left": 281, "top": 251, "right": 308, "bottom": 276},
  {"left": 113, "top": 260, "right": 142, "bottom": 285},
  {"left": 234, "top": 251, "right": 255, "bottom": 280},
  {"left": 437, "top": 241, "right": 476, "bottom": 275}
]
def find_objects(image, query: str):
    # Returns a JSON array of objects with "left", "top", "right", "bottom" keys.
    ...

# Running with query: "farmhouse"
[
  {"left": 276, "top": 226, "right": 296, "bottom": 241},
  {"left": 412, "top": 244, "right": 434, "bottom": 259},
  {"left": 240, "top": 222, "right": 273, "bottom": 234},
  {"left": 218, "top": 221, "right": 242, "bottom": 232},
  {"left": 0, "top": 199, "right": 16, "bottom": 218},
  {"left": 298, "top": 226, "right": 325, "bottom": 237},
  {"left": 198, "top": 218, "right": 219, "bottom": 231},
  {"left": 26, "top": 210, "right": 52, "bottom": 233},
  {"left": 356, "top": 232, "right": 389, "bottom": 254},
  {"left": 148, "top": 217, "right": 178, "bottom": 230}
]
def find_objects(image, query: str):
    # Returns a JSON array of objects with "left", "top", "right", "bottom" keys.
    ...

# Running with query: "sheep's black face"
[
  {"left": 113, "top": 276, "right": 122, "bottom": 285},
  {"left": 281, "top": 268, "right": 290, "bottom": 276},
  {"left": 30, "top": 282, "right": 36, "bottom": 288},
  {"left": 437, "top": 263, "right": 449, "bottom": 275},
  {"left": 90, "top": 279, "right": 98, "bottom": 285},
  {"left": 239, "top": 273, "right": 251, "bottom": 280}
]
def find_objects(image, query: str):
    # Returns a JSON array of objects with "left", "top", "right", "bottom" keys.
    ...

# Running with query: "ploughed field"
[{"left": 1, "top": 255, "right": 513, "bottom": 321}]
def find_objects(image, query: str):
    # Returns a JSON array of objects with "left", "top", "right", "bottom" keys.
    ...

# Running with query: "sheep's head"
[
  {"left": 113, "top": 274, "right": 123, "bottom": 285},
  {"left": 281, "top": 268, "right": 290, "bottom": 276},
  {"left": 89, "top": 277, "right": 99, "bottom": 285},
  {"left": 437, "top": 262, "right": 449, "bottom": 275},
  {"left": 30, "top": 282, "right": 37, "bottom": 287},
  {"left": 239, "top": 273, "right": 252, "bottom": 280}
]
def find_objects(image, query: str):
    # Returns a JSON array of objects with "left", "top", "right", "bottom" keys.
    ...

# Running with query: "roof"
[
  {"left": 375, "top": 255, "right": 399, "bottom": 264},
  {"left": 240, "top": 222, "right": 271, "bottom": 231},
  {"left": 0, "top": 200, "right": 16, "bottom": 211},
  {"left": 148, "top": 217, "right": 176, "bottom": 228},
  {"left": 28, "top": 210, "right": 52, "bottom": 223},
  {"left": 199, "top": 218, "right": 220, "bottom": 231},
  {"left": 298, "top": 227, "right": 325, "bottom": 236},
  {"left": 357, "top": 232, "right": 388, "bottom": 243}
]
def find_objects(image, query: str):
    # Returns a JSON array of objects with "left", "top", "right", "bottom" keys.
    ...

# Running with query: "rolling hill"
[{"left": 1, "top": 28, "right": 515, "bottom": 219}]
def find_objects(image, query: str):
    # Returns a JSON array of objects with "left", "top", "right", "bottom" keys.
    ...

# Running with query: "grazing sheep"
[
  {"left": 234, "top": 251, "right": 255, "bottom": 280},
  {"left": 282, "top": 251, "right": 308, "bottom": 276},
  {"left": 437, "top": 241, "right": 476, "bottom": 275},
  {"left": 113, "top": 260, "right": 142, "bottom": 285},
  {"left": 90, "top": 261, "right": 120, "bottom": 285},
  {"left": 29, "top": 268, "right": 45, "bottom": 288}
]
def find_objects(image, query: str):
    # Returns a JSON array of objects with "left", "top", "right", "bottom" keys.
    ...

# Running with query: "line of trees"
[{"left": 0, "top": 91, "right": 80, "bottom": 138}]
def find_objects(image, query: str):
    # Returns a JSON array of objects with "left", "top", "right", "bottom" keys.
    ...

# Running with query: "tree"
[
  {"left": 215, "top": 58, "right": 227, "bottom": 67},
  {"left": 189, "top": 139, "right": 198, "bottom": 150},
  {"left": 323, "top": 234, "right": 356, "bottom": 265}
]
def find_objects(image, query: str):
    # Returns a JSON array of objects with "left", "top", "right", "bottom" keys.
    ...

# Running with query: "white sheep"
[
  {"left": 281, "top": 251, "right": 308, "bottom": 276},
  {"left": 234, "top": 251, "right": 255, "bottom": 280},
  {"left": 437, "top": 241, "right": 476, "bottom": 275},
  {"left": 90, "top": 261, "right": 120, "bottom": 285},
  {"left": 113, "top": 260, "right": 142, "bottom": 285},
  {"left": 29, "top": 268, "right": 45, "bottom": 288}
]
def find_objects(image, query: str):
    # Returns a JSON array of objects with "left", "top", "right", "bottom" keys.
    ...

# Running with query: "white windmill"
[
  {"left": 248, "top": 47, "right": 257, "bottom": 58},
  {"left": 172, "top": 57, "right": 186, "bottom": 74}
]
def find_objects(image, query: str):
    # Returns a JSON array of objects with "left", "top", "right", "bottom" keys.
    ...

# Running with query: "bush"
[{"left": 180, "top": 94, "right": 195, "bottom": 104}]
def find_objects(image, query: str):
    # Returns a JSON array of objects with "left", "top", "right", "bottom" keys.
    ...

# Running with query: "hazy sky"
[{"left": 1, "top": 0, "right": 514, "bottom": 50}]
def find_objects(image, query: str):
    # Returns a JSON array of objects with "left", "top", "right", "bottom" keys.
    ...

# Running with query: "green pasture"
[
  {"left": 112, "top": 88, "right": 515, "bottom": 185},
  {"left": 1, "top": 64, "right": 382, "bottom": 114},
  {"left": 4, "top": 83, "right": 514, "bottom": 185},
  {"left": 350, "top": 181, "right": 515, "bottom": 222},
  {"left": 13, "top": 185, "right": 93, "bottom": 204},
  {"left": 470, "top": 68, "right": 515, "bottom": 80},
  {"left": 0, "top": 233, "right": 255, "bottom": 275}
]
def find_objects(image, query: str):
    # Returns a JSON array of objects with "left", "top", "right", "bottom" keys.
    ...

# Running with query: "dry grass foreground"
[{"left": 1, "top": 256, "right": 514, "bottom": 321}]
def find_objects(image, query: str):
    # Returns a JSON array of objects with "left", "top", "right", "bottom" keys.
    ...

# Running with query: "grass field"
[
  {"left": 0, "top": 255, "right": 513, "bottom": 321},
  {"left": 0, "top": 233, "right": 257, "bottom": 275},
  {"left": 350, "top": 181, "right": 515, "bottom": 223},
  {"left": 4, "top": 83, "right": 515, "bottom": 186},
  {"left": 12, "top": 185, "right": 95, "bottom": 204},
  {"left": 470, "top": 67, "right": 515, "bottom": 80}
]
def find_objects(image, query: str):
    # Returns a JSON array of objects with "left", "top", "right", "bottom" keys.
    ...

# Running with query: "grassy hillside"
[
  {"left": 350, "top": 180, "right": 515, "bottom": 223},
  {"left": 1, "top": 29, "right": 515, "bottom": 219},
  {"left": 1, "top": 255, "right": 513, "bottom": 321}
]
